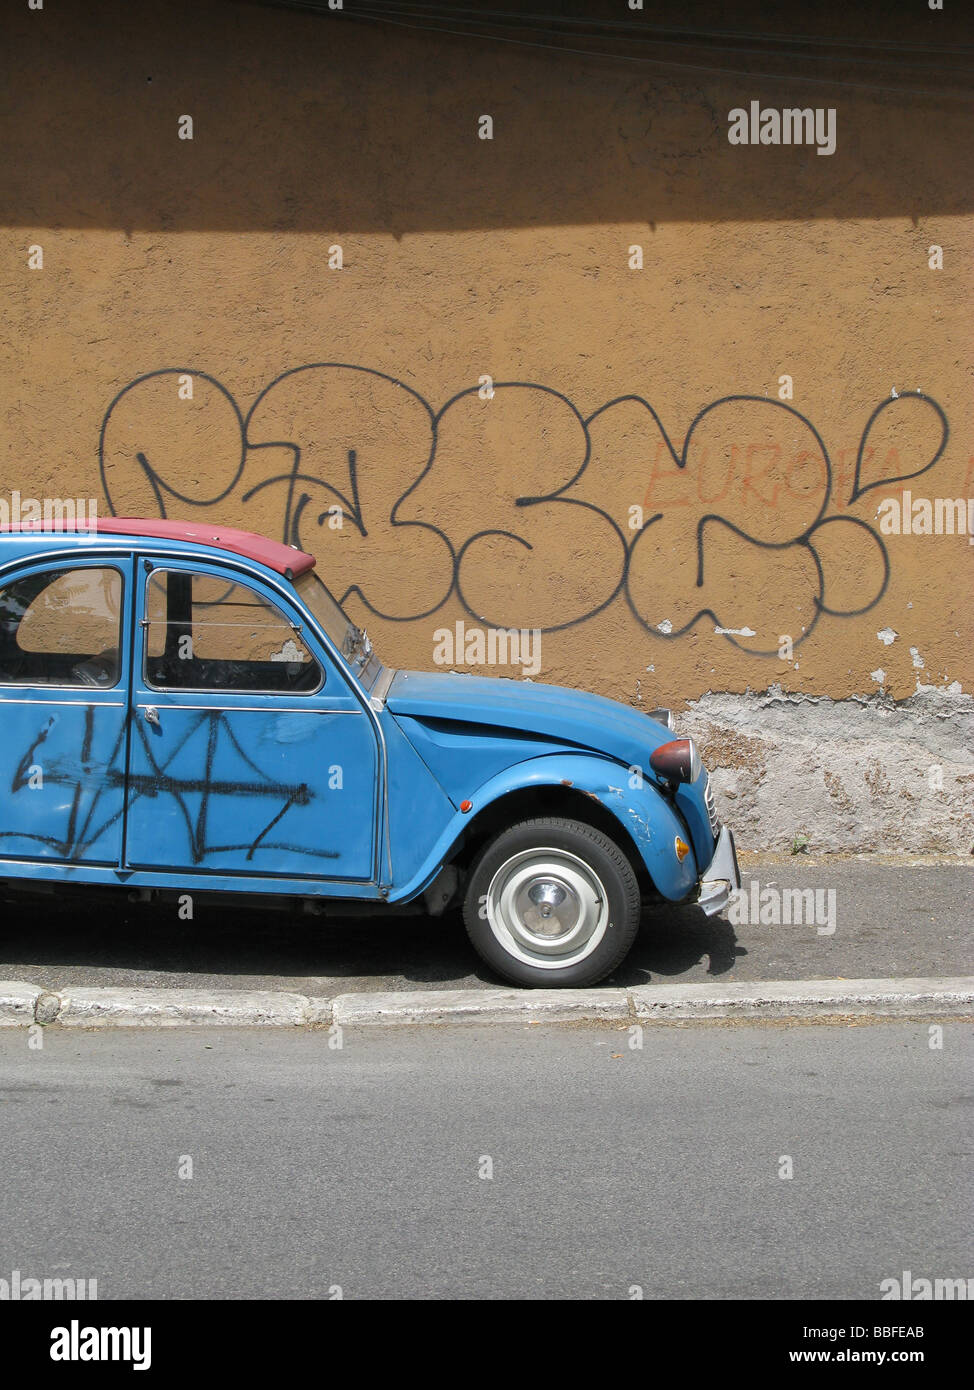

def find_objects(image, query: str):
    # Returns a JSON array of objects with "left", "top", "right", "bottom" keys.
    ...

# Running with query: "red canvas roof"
[
  {"left": 98, "top": 519, "right": 316, "bottom": 576},
  {"left": 1, "top": 516, "right": 316, "bottom": 578}
]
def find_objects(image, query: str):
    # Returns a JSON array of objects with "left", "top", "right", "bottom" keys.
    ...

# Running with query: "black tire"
[{"left": 462, "top": 816, "right": 641, "bottom": 988}]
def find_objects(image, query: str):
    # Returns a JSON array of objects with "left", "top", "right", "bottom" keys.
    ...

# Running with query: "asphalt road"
[
  {"left": 0, "top": 1019, "right": 970, "bottom": 1299},
  {"left": 0, "top": 862, "right": 970, "bottom": 995}
]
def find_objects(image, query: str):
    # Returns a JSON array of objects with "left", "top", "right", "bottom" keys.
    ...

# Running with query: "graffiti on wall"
[{"left": 99, "top": 366, "right": 948, "bottom": 656}]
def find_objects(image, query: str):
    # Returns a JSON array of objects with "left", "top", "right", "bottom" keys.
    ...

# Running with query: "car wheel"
[{"left": 462, "top": 816, "right": 641, "bottom": 988}]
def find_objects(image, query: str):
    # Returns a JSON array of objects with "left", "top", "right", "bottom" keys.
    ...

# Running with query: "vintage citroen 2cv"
[{"left": 0, "top": 519, "right": 739, "bottom": 987}]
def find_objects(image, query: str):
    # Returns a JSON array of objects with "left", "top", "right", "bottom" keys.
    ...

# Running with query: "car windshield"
[{"left": 293, "top": 570, "right": 371, "bottom": 666}]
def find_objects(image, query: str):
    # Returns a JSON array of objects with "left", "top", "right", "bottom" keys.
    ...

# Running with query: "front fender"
[{"left": 388, "top": 752, "right": 699, "bottom": 906}]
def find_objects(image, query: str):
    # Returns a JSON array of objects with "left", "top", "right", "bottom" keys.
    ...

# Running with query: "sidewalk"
[
  {"left": 0, "top": 858, "right": 970, "bottom": 1029},
  {"left": 1, "top": 861, "right": 969, "bottom": 997}
]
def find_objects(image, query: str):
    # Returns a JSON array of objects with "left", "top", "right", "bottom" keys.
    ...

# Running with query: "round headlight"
[{"left": 649, "top": 737, "right": 701, "bottom": 785}]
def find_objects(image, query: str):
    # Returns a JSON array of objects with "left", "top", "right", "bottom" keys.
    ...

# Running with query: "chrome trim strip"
[
  {"left": 369, "top": 666, "right": 396, "bottom": 711},
  {"left": 135, "top": 703, "right": 361, "bottom": 715},
  {"left": 0, "top": 697, "right": 125, "bottom": 707},
  {"left": 704, "top": 773, "right": 721, "bottom": 839},
  {"left": 0, "top": 854, "right": 377, "bottom": 885}
]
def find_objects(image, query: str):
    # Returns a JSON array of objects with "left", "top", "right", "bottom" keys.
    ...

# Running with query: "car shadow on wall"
[{"left": 0, "top": 886, "right": 742, "bottom": 992}]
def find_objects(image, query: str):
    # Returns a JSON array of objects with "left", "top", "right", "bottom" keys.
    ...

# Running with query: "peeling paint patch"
[
  {"left": 877, "top": 627, "right": 898, "bottom": 646},
  {"left": 681, "top": 686, "right": 974, "bottom": 853},
  {"left": 910, "top": 646, "right": 925, "bottom": 669},
  {"left": 626, "top": 808, "right": 654, "bottom": 841},
  {"left": 714, "top": 625, "right": 757, "bottom": 637},
  {"left": 656, "top": 620, "right": 673, "bottom": 635},
  {"left": 870, "top": 669, "right": 886, "bottom": 684},
  {"left": 913, "top": 679, "right": 964, "bottom": 698}
]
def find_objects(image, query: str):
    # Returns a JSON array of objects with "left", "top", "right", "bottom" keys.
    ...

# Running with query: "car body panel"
[
  {"left": 125, "top": 554, "right": 378, "bottom": 880},
  {"left": 0, "top": 553, "right": 134, "bottom": 868},
  {"left": 379, "top": 711, "right": 458, "bottom": 891},
  {"left": 387, "top": 668, "right": 674, "bottom": 771},
  {"left": 391, "top": 710, "right": 586, "bottom": 808}
]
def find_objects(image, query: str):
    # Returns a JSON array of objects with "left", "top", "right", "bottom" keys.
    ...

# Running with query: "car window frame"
[
  {"left": 0, "top": 559, "right": 127, "bottom": 693},
  {"left": 141, "top": 562, "right": 326, "bottom": 698}
]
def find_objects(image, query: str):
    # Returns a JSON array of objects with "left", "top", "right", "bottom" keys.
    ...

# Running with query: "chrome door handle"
[{"left": 143, "top": 705, "right": 160, "bottom": 725}]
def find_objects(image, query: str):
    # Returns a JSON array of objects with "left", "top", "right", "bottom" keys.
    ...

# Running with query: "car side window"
[
  {"left": 144, "top": 569, "right": 322, "bottom": 694},
  {"left": 0, "top": 565, "right": 123, "bottom": 688}
]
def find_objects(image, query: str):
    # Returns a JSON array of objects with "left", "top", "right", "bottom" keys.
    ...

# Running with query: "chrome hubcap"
[{"left": 484, "top": 848, "right": 609, "bottom": 969}]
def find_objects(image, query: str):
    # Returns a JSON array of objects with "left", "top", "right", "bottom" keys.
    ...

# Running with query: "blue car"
[{"left": 0, "top": 518, "right": 740, "bottom": 987}]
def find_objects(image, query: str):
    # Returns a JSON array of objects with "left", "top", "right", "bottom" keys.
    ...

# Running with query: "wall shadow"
[{"left": 2, "top": 0, "right": 973, "bottom": 233}]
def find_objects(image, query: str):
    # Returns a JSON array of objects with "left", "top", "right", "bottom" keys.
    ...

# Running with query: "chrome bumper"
[{"left": 696, "top": 824, "right": 741, "bottom": 917}]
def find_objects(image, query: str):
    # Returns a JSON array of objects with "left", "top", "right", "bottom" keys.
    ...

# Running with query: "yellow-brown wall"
[{"left": 2, "top": 0, "right": 972, "bottom": 846}]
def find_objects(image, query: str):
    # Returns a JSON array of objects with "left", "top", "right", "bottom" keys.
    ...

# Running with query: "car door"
[
  {"left": 124, "top": 556, "right": 379, "bottom": 882},
  {"left": 0, "top": 555, "right": 132, "bottom": 866}
]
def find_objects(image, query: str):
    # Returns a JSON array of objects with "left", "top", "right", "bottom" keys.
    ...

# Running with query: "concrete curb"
[
  {"left": 628, "top": 977, "right": 974, "bottom": 1021},
  {"left": 1, "top": 976, "right": 972, "bottom": 1029},
  {"left": 0, "top": 982, "right": 41, "bottom": 1026},
  {"left": 331, "top": 987, "right": 632, "bottom": 1027},
  {"left": 55, "top": 987, "right": 313, "bottom": 1029}
]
